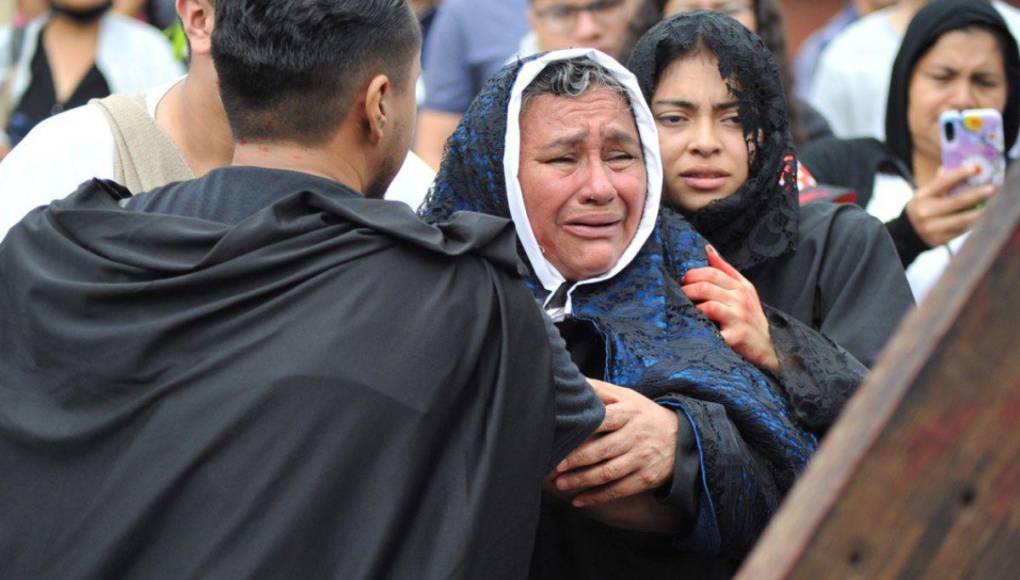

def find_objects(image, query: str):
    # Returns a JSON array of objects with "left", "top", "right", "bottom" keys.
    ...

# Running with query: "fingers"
[
  {"left": 569, "top": 465, "right": 673, "bottom": 507},
  {"left": 555, "top": 436, "right": 639, "bottom": 490},
  {"left": 695, "top": 300, "right": 739, "bottom": 327},
  {"left": 933, "top": 185, "right": 996, "bottom": 215},
  {"left": 924, "top": 164, "right": 980, "bottom": 198},
  {"left": 924, "top": 206, "right": 985, "bottom": 241},
  {"left": 682, "top": 266, "right": 740, "bottom": 290},
  {"left": 682, "top": 281, "right": 736, "bottom": 306},
  {"left": 705, "top": 245, "right": 744, "bottom": 281},
  {"left": 587, "top": 379, "right": 621, "bottom": 405},
  {"left": 592, "top": 402, "right": 630, "bottom": 435}
]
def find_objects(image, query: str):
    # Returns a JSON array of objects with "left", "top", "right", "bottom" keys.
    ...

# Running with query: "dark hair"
[
  {"left": 748, "top": 0, "right": 808, "bottom": 146},
  {"left": 886, "top": 0, "right": 1020, "bottom": 172},
  {"left": 212, "top": 0, "right": 421, "bottom": 145}
]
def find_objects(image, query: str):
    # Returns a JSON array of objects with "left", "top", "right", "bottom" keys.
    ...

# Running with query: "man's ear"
[
  {"left": 363, "top": 74, "right": 391, "bottom": 146},
  {"left": 178, "top": 0, "right": 215, "bottom": 56}
]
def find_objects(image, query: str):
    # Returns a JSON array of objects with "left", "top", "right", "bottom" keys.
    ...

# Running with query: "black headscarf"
[
  {"left": 628, "top": 11, "right": 799, "bottom": 272},
  {"left": 886, "top": 0, "right": 1020, "bottom": 173}
]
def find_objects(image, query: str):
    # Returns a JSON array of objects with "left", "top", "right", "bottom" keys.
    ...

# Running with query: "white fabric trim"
[{"left": 502, "top": 48, "right": 663, "bottom": 319}]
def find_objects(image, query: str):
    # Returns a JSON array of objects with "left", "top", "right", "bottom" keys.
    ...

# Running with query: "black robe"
[{"left": 0, "top": 168, "right": 587, "bottom": 580}]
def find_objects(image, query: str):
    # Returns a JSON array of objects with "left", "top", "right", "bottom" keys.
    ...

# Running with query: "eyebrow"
[
  {"left": 540, "top": 131, "right": 586, "bottom": 151},
  {"left": 652, "top": 99, "right": 740, "bottom": 112},
  {"left": 538, "top": 127, "right": 640, "bottom": 150},
  {"left": 603, "top": 127, "right": 640, "bottom": 147}
]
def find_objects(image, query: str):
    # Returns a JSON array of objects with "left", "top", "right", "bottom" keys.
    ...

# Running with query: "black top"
[
  {"left": 5, "top": 26, "right": 110, "bottom": 147},
  {"left": 0, "top": 166, "right": 603, "bottom": 580},
  {"left": 745, "top": 201, "right": 914, "bottom": 370},
  {"left": 126, "top": 166, "right": 606, "bottom": 464}
]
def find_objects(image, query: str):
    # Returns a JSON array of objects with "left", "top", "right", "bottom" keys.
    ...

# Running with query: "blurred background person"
[
  {"left": 793, "top": 0, "right": 898, "bottom": 101},
  {"left": 0, "top": 0, "right": 182, "bottom": 159},
  {"left": 414, "top": 0, "right": 529, "bottom": 170},
  {"left": 807, "top": 0, "right": 1020, "bottom": 141},
  {"left": 801, "top": 0, "right": 1019, "bottom": 302},
  {"left": 415, "top": 0, "right": 659, "bottom": 170},
  {"left": 663, "top": 0, "right": 834, "bottom": 148}
]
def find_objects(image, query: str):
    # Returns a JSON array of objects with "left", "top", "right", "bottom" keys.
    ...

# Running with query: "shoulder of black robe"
[
  {"left": 423, "top": 51, "right": 819, "bottom": 561},
  {"left": 743, "top": 202, "right": 914, "bottom": 368},
  {"left": 886, "top": 0, "right": 1020, "bottom": 175},
  {"left": 629, "top": 10, "right": 799, "bottom": 272},
  {"left": 0, "top": 177, "right": 559, "bottom": 580}
]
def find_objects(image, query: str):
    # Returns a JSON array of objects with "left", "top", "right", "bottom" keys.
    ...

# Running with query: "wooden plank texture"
[{"left": 737, "top": 167, "right": 1020, "bottom": 580}]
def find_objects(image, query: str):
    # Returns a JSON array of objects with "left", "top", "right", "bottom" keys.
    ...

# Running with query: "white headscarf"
[{"left": 502, "top": 49, "right": 663, "bottom": 320}]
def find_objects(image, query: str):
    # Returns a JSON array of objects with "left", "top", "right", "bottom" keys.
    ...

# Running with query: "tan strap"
[{"left": 92, "top": 93, "right": 193, "bottom": 194}]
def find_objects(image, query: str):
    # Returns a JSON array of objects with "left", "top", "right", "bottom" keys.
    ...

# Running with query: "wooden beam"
[{"left": 737, "top": 166, "right": 1020, "bottom": 580}]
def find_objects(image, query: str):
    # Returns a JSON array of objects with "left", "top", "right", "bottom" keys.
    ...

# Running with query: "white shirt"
[
  {"left": 0, "top": 13, "right": 185, "bottom": 145},
  {"left": 0, "top": 79, "right": 436, "bottom": 237},
  {"left": 868, "top": 173, "right": 966, "bottom": 303},
  {"left": 808, "top": 1, "right": 1020, "bottom": 141}
]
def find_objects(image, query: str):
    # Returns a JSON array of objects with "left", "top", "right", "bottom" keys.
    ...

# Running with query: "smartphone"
[{"left": 940, "top": 108, "right": 1006, "bottom": 197}]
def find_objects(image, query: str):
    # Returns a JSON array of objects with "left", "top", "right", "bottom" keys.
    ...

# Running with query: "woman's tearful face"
[{"left": 518, "top": 88, "right": 647, "bottom": 281}]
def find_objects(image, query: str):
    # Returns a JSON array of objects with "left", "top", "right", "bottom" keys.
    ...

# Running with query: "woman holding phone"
[{"left": 801, "top": 0, "right": 1020, "bottom": 301}]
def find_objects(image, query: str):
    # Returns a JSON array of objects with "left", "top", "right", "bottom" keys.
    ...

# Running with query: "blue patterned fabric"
[{"left": 421, "top": 54, "right": 817, "bottom": 556}]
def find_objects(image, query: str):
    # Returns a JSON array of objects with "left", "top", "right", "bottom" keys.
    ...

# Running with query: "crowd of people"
[{"left": 0, "top": 0, "right": 1013, "bottom": 579}]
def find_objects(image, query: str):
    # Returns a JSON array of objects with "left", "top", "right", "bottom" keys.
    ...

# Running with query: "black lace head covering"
[
  {"left": 886, "top": 0, "right": 1020, "bottom": 174},
  {"left": 628, "top": 11, "right": 799, "bottom": 272}
]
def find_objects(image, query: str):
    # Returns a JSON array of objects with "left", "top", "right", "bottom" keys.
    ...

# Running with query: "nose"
[
  {"left": 947, "top": 79, "right": 980, "bottom": 111},
  {"left": 690, "top": 118, "right": 722, "bottom": 157},
  {"left": 582, "top": 155, "right": 618, "bottom": 204},
  {"left": 573, "top": 11, "right": 603, "bottom": 42}
]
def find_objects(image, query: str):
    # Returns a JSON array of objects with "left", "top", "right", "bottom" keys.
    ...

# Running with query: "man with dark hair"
[{"left": 0, "top": 1, "right": 602, "bottom": 578}]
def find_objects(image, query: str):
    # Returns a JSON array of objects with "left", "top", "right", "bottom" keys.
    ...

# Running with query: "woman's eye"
[
  {"left": 656, "top": 114, "right": 686, "bottom": 126},
  {"left": 722, "top": 115, "right": 742, "bottom": 127},
  {"left": 547, "top": 156, "right": 575, "bottom": 165}
]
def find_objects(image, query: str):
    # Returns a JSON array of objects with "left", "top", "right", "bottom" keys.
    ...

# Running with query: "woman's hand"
[
  {"left": 682, "top": 246, "right": 779, "bottom": 372},
  {"left": 906, "top": 165, "right": 998, "bottom": 247},
  {"left": 552, "top": 380, "right": 678, "bottom": 507}
]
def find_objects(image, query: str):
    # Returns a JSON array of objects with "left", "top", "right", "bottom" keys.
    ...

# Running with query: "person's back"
[
  {"left": 0, "top": 170, "right": 559, "bottom": 579},
  {"left": 0, "top": 2, "right": 590, "bottom": 577}
]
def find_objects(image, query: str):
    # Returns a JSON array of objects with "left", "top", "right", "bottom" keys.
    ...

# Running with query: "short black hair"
[{"left": 212, "top": 0, "right": 421, "bottom": 145}]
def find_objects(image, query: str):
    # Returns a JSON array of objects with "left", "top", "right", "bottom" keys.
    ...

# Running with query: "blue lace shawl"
[{"left": 420, "top": 55, "right": 817, "bottom": 556}]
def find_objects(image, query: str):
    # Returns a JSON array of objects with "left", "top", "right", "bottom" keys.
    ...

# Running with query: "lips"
[
  {"left": 561, "top": 214, "right": 624, "bottom": 239},
  {"left": 680, "top": 167, "right": 731, "bottom": 191}
]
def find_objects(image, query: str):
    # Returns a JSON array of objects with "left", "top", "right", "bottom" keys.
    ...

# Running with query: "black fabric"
[
  {"left": 798, "top": 97, "right": 833, "bottom": 145},
  {"left": 6, "top": 27, "right": 110, "bottom": 147},
  {"left": 0, "top": 168, "right": 587, "bottom": 580},
  {"left": 127, "top": 166, "right": 605, "bottom": 469},
  {"left": 885, "top": 0, "right": 1020, "bottom": 174},
  {"left": 798, "top": 137, "right": 932, "bottom": 266},
  {"left": 628, "top": 10, "right": 800, "bottom": 271},
  {"left": 799, "top": 136, "right": 910, "bottom": 210},
  {"left": 740, "top": 202, "right": 912, "bottom": 372}
]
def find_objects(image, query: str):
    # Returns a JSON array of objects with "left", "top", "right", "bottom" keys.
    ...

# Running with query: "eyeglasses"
[
  {"left": 534, "top": 0, "right": 629, "bottom": 34},
  {"left": 667, "top": 1, "right": 753, "bottom": 19}
]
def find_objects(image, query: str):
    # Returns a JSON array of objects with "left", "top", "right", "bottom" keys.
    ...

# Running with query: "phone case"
[{"left": 940, "top": 108, "right": 1006, "bottom": 195}]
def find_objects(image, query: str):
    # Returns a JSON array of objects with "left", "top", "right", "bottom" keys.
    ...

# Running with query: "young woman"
[
  {"left": 801, "top": 0, "right": 1020, "bottom": 302},
  {"left": 0, "top": 0, "right": 181, "bottom": 149},
  {"left": 629, "top": 11, "right": 914, "bottom": 370}
]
